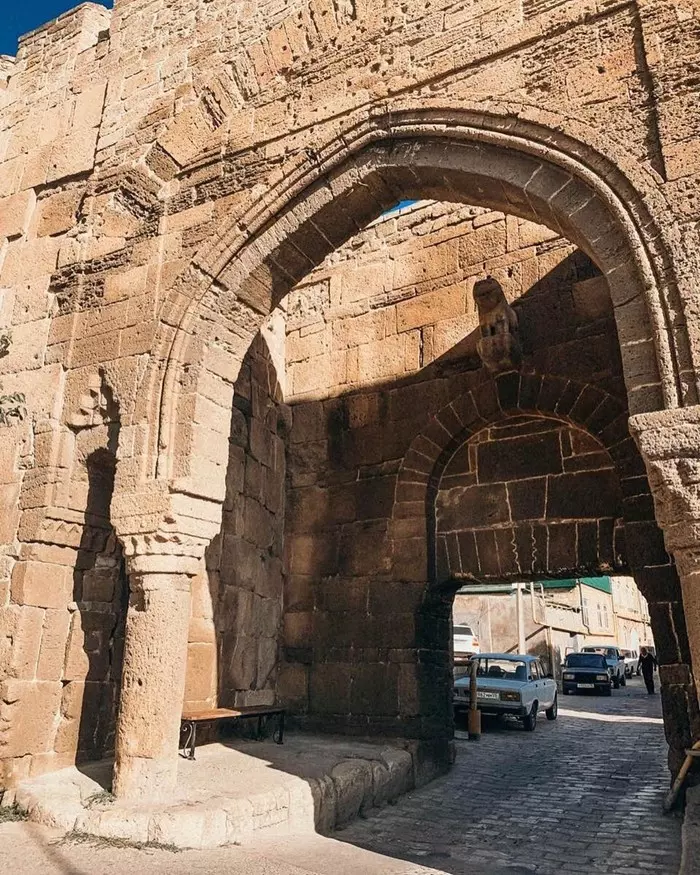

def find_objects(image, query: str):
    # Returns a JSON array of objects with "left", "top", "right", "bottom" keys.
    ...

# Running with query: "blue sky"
[{"left": 0, "top": 0, "right": 112, "bottom": 56}]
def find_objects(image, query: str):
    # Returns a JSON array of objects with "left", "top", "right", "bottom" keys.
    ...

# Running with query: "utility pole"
[
  {"left": 515, "top": 582, "right": 526, "bottom": 654},
  {"left": 468, "top": 657, "right": 481, "bottom": 741}
]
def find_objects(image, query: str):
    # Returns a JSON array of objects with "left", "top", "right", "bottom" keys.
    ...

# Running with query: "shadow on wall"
[
  {"left": 277, "top": 243, "right": 698, "bottom": 778},
  {"left": 72, "top": 433, "right": 129, "bottom": 769},
  {"left": 279, "top": 250, "right": 619, "bottom": 748},
  {"left": 183, "top": 334, "right": 290, "bottom": 730}
]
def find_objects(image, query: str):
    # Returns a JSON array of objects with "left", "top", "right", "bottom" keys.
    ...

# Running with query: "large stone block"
[
  {"left": 0, "top": 605, "right": 44, "bottom": 680},
  {"left": 309, "top": 664, "right": 352, "bottom": 715},
  {"left": 437, "top": 481, "right": 510, "bottom": 531},
  {"left": 11, "top": 561, "right": 74, "bottom": 610},
  {"left": 36, "top": 609, "right": 71, "bottom": 682},
  {"left": 46, "top": 128, "right": 99, "bottom": 184},
  {"left": 277, "top": 662, "right": 308, "bottom": 710},
  {"left": 34, "top": 190, "right": 82, "bottom": 237},
  {"left": 184, "top": 642, "right": 217, "bottom": 706},
  {"left": 0, "top": 680, "right": 62, "bottom": 757},
  {"left": 546, "top": 470, "right": 621, "bottom": 520},
  {"left": 0, "top": 190, "right": 35, "bottom": 239}
]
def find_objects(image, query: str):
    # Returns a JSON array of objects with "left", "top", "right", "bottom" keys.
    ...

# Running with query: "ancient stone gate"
[{"left": 1, "top": 0, "right": 700, "bottom": 800}]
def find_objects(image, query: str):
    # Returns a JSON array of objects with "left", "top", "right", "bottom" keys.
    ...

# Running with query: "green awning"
[
  {"left": 457, "top": 576, "right": 612, "bottom": 595},
  {"left": 540, "top": 576, "right": 612, "bottom": 594}
]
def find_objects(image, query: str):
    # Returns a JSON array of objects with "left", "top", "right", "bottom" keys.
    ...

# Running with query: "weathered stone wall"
[
  {"left": 285, "top": 202, "right": 621, "bottom": 401},
  {"left": 281, "top": 201, "right": 698, "bottom": 772},
  {"left": 282, "top": 206, "right": 622, "bottom": 722},
  {"left": 436, "top": 415, "right": 624, "bottom": 584},
  {"left": 0, "top": 429, "right": 128, "bottom": 785},
  {"left": 1, "top": 0, "right": 699, "bottom": 793},
  {"left": 184, "top": 333, "right": 287, "bottom": 712}
]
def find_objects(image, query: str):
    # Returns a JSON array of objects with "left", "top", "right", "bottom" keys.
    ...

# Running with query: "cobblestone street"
[
  {"left": 339, "top": 676, "right": 681, "bottom": 875},
  {"left": 0, "top": 676, "right": 683, "bottom": 875}
]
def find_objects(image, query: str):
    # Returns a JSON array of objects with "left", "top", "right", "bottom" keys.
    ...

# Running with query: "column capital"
[
  {"left": 630, "top": 405, "right": 700, "bottom": 568},
  {"left": 120, "top": 532, "right": 207, "bottom": 578}
]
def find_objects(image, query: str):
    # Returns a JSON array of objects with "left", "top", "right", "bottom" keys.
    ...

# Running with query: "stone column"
[
  {"left": 112, "top": 547, "right": 200, "bottom": 801},
  {"left": 630, "top": 408, "right": 700, "bottom": 764},
  {"left": 632, "top": 409, "right": 700, "bottom": 678}
]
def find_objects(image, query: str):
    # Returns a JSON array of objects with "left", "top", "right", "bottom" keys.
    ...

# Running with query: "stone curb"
[
  {"left": 14, "top": 745, "right": 416, "bottom": 849},
  {"left": 680, "top": 785, "right": 700, "bottom": 875}
]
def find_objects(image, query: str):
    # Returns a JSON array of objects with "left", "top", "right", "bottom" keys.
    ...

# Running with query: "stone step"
[{"left": 14, "top": 735, "right": 417, "bottom": 850}]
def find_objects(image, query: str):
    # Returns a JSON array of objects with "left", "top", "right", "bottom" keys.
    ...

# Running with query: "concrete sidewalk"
[
  {"left": 14, "top": 733, "right": 417, "bottom": 849},
  {"left": 0, "top": 820, "right": 445, "bottom": 875}
]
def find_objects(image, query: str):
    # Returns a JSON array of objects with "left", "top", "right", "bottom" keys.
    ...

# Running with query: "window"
[
  {"left": 529, "top": 662, "right": 539, "bottom": 681},
  {"left": 566, "top": 653, "right": 607, "bottom": 669},
  {"left": 474, "top": 658, "right": 527, "bottom": 681}
]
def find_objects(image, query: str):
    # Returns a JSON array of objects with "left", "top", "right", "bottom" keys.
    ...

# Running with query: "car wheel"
[
  {"left": 523, "top": 702, "right": 538, "bottom": 731},
  {"left": 620, "top": 674, "right": 626, "bottom": 687},
  {"left": 604, "top": 685, "right": 612, "bottom": 696},
  {"left": 546, "top": 694, "right": 558, "bottom": 721},
  {"left": 613, "top": 675, "right": 620, "bottom": 689}
]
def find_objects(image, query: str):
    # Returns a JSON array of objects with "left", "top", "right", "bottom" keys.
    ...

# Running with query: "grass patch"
[
  {"left": 0, "top": 804, "right": 28, "bottom": 823},
  {"left": 58, "top": 831, "right": 182, "bottom": 853},
  {"left": 85, "top": 791, "right": 115, "bottom": 809}
]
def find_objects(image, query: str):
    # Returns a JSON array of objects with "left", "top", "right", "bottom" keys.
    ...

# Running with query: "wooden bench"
[{"left": 180, "top": 706, "right": 285, "bottom": 760}]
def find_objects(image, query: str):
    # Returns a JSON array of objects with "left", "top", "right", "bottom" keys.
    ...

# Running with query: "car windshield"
[
  {"left": 454, "top": 626, "right": 473, "bottom": 636},
  {"left": 474, "top": 658, "right": 528, "bottom": 681},
  {"left": 583, "top": 647, "right": 615, "bottom": 659},
  {"left": 566, "top": 654, "right": 606, "bottom": 668}
]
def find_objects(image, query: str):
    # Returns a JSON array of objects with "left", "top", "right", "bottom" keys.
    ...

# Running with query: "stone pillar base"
[{"left": 112, "top": 572, "right": 192, "bottom": 801}]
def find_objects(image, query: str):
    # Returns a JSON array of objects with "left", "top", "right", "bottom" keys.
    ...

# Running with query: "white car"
[
  {"left": 621, "top": 649, "right": 639, "bottom": 677},
  {"left": 453, "top": 653, "right": 558, "bottom": 731},
  {"left": 453, "top": 624, "right": 480, "bottom": 657}
]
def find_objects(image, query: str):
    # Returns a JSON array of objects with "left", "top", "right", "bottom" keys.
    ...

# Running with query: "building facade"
[{"left": 453, "top": 575, "right": 654, "bottom": 674}]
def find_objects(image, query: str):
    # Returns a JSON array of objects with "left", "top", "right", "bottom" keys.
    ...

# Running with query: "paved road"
[{"left": 339, "top": 675, "right": 681, "bottom": 875}]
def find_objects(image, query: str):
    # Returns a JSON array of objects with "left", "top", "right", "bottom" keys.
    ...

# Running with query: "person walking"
[{"left": 638, "top": 647, "right": 658, "bottom": 694}]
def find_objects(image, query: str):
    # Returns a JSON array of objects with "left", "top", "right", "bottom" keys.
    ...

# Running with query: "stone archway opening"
[
  {"left": 433, "top": 410, "right": 656, "bottom": 723},
  {"left": 204, "top": 191, "right": 692, "bottom": 781},
  {"left": 109, "top": 128, "right": 698, "bottom": 800},
  {"left": 156, "top": 125, "right": 680, "bottom": 505}
]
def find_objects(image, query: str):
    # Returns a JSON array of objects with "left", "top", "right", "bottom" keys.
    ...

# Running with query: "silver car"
[{"left": 453, "top": 653, "right": 558, "bottom": 731}]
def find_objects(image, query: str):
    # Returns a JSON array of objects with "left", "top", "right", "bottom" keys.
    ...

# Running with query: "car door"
[
  {"left": 536, "top": 659, "right": 555, "bottom": 706},
  {"left": 528, "top": 660, "right": 543, "bottom": 709}
]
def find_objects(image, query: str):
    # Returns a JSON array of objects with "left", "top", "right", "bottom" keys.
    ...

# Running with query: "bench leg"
[
  {"left": 273, "top": 712, "right": 285, "bottom": 745},
  {"left": 181, "top": 720, "right": 197, "bottom": 760}
]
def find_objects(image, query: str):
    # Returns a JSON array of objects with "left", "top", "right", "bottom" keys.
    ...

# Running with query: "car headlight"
[
  {"left": 563, "top": 673, "right": 574, "bottom": 680},
  {"left": 500, "top": 691, "right": 521, "bottom": 702},
  {"left": 596, "top": 674, "right": 609, "bottom": 681}
]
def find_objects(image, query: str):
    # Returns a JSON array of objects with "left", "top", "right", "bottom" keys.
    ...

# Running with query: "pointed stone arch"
[{"left": 115, "top": 106, "right": 695, "bottom": 553}]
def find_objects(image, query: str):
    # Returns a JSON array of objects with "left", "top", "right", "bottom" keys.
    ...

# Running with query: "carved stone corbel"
[
  {"left": 472, "top": 276, "right": 522, "bottom": 374},
  {"left": 67, "top": 370, "right": 118, "bottom": 430}
]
